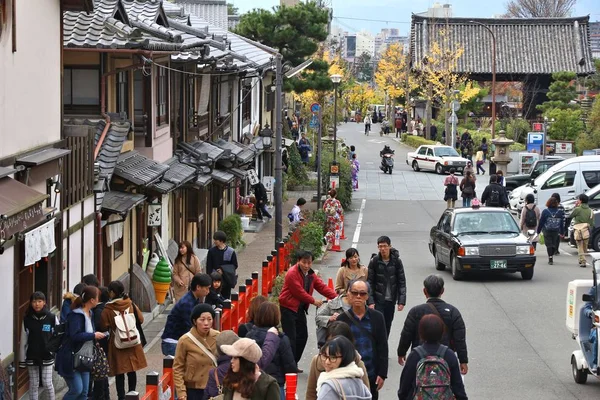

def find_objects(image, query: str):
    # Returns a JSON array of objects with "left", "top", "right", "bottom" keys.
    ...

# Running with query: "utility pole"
[
  {"left": 317, "top": 108, "right": 323, "bottom": 209},
  {"left": 274, "top": 54, "right": 283, "bottom": 247}
]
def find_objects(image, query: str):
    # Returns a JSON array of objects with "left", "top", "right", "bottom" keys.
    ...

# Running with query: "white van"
[{"left": 519, "top": 156, "right": 600, "bottom": 209}]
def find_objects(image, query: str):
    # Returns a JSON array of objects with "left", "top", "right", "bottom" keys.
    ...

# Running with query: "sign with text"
[
  {"left": 0, "top": 202, "right": 45, "bottom": 240},
  {"left": 247, "top": 169, "right": 260, "bottom": 185},
  {"left": 526, "top": 132, "right": 544, "bottom": 153},
  {"left": 147, "top": 204, "right": 162, "bottom": 226}
]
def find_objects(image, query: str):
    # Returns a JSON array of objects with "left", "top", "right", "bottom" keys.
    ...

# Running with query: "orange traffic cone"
[
  {"left": 328, "top": 278, "right": 334, "bottom": 291},
  {"left": 331, "top": 228, "right": 343, "bottom": 252}
]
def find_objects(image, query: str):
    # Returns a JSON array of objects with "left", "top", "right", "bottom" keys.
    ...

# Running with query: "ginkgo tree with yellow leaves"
[
  {"left": 415, "top": 27, "right": 480, "bottom": 142},
  {"left": 375, "top": 43, "right": 418, "bottom": 110}
]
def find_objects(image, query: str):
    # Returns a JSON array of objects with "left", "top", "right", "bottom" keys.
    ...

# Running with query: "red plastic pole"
[
  {"left": 222, "top": 302, "right": 232, "bottom": 331},
  {"left": 230, "top": 293, "right": 239, "bottom": 334},
  {"left": 251, "top": 272, "right": 259, "bottom": 298},
  {"left": 261, "top": 261, "right": 269, "bottom": 297},
  {"left": 237, "top": 286, "right": 247, "bottom": 328}
]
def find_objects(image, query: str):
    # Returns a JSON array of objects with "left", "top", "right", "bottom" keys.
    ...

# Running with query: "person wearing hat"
[
  {"left": 173, "top": 304, "right": 219, "bottom": 400},
  {"left": 204, "top": 328, "right": 282, "bottom": 400},
  {"left": 221, "top": 338, "right": 281, "bottom": 400}
]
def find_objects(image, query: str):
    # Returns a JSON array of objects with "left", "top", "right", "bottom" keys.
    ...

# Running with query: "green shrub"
[
  {"left": 402, "top": 134, "right": 436, "bottom": 148},
  {"left": 469, "top": 131, "right": 526, "bottom": 152},
  {"left": 268, "top": 274, "right": 285, "bottom": 305},
  {"left": 288, "top": 142, "right": 308, "bottom": 183},
  {"left": 311, "top": 209, "right": 327, "bottom": 231},
  {"left": 218, "top": 214, "right": 245, "bottom": 249},
  {"left": 320, "top": 147, "right": 353, "bottom": 210},
  {"left": 295, "top": 221, "right": 325, "bottom": 261}
]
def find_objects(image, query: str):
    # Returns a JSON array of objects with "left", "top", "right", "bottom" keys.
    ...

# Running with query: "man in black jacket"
[
  {"left": 480, "top": 174, "right": 509, "bottom": 208},
  {"left": 397, "top": 274, "right": 469, "bottom": 375},
  {"left": 253, "top": 182, "right": 272, "bottom": 220},
  {"left": 367, "top": 235, "right": 406, "bottom": 338},
  {"left": 338, "top": 280, "right": 388, "bottom": 400}
]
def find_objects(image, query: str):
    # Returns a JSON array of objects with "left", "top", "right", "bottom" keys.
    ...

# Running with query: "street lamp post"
[
  {"left": 470, "top": 21, "right": 496, "bottom": 139},
  {"left": 331, "top": 74, "right": 342, "bottom": 162}
]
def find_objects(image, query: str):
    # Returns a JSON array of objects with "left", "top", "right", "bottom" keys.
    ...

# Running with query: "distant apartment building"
[
  {"left": 375, "top": 29, "right": 409, "bottom": 57},
  {"left": 415, "top": 2, "right": 453, "bottom": 18},
  {"left": 228, "top": 14, "right": 240, "bottom": 30},
  {"left": 281, "top": 0, "right": 300, "bottom": 6},
  {"left": 356, "top": 30, "right": 375, "bottom": 57},
  {"left": 591, "top": 21, "right": 600, "bottom": 59},
  {"left": 343, "top": 34, "right": 357, "bottom": 61}
]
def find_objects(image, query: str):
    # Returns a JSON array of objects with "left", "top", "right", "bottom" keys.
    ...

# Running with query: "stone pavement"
[{"left": 100, "top": 190, "right": 319, "bottom": 398}]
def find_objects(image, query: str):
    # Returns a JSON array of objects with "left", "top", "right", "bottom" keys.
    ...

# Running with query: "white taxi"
[{"left": 406, "top": 144, "right": 470, "bottom": 174}]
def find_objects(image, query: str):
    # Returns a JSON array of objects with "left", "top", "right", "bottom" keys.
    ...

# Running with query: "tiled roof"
[
  {"left": 196, "top": 173, "right": 213, "bottom": 187},
  {"left": 180, "top": 140, "right": 228, "bottom": 162},
  {"left": 229, "top": 167, "right": 248, "bottom": 180},
  {"left": 114, "top": 150, "right": 170, "bottom": 186},
  {"left": 63, "top": 0, "right": 233, "bottom": 57},
  {"left": 162, "top": 1, "right": 274, "bottom": 67},
  {"left": 148, "top": 156, "right": 197, "bottom": 193},
  {"left": 211, "top": 169, "right": 235, "bottom": 184},
  {"left": 101, "top": 190, "right": 146, "bottom": 215},
  {"left": 410, "top": 15, "right": 596, "bottom": 75},
  {"left": 174, "top": 0, "right": 228, "bottom": 30},
  {"left": 212, "top": 138, "right": 255, "bottom": 164}
]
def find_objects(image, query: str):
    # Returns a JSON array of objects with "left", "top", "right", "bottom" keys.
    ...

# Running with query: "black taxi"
[{"left": 429, "top": 207, "right": 536, "bottom": 280}]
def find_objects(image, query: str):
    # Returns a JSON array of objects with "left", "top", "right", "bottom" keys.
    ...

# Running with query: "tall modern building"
[
  {"left": 590, "top": 21, "right": 600, "bottom": 59},
  {"left": 343, "top": 34, "right": 357, "bottom": 61},
  {"left": 375, "top": 28, "right": 408, "bottom": 57},
  {"left": 356, "top": 30, "right": 375, "bottom": 57},
  {"left": 415, "top": 2, "right": 453, "bottom": 18}
]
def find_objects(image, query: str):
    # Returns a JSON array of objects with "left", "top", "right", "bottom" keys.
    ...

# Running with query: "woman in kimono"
[{"left": 351, "top": 153, "right": 360, "bottom": 190}]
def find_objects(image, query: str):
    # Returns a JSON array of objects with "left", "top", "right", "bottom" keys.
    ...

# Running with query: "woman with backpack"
[
  {"left": 398, "top": 314, "right": 467, "bottom": 400},
  {"left": 443, "top": 168, "right": 459, "bottom": 209},
  {"left": 172, "top": 240, "right": 202, "bottom": 303},
  {"left": 520, "top": 194, "right": 541, "bottom": 249},
  {"left": 99, "top": 281, "right": 147, "bottom": 400},
  {"left": 56, "top": 286, "right": 105, "bottom": 400},
  {"left": 537, "top": 196, "right": 565, "bottom": 265},
  {"left": 315, "top": 336, "right": 371, "bottom": 400},
  {"left": 19, "top": 291, "right": 59, "bottom": 400},
  {"left": 459, "top": 171, "right": 476, "bottom": 208}
]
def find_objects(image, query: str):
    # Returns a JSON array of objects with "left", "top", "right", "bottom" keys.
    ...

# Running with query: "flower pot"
[
  {"left": 153, "top": 281, "right": 171, "bottom": 304},
  {"left": 238, "top": 204, "right": 252, "bottom": 216}
]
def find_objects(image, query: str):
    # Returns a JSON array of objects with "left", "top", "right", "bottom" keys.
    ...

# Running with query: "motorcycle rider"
[{"left": 380, "top": 145, "right": 394, "bottom": 157}]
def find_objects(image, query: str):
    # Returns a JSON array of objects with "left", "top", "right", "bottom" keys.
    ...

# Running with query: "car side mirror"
[
  {"left": 582, "top": 294, "right": 594, "bottom": 302},
  {"left": 530, "top": 178, "right": 535, "bottom": 184}
]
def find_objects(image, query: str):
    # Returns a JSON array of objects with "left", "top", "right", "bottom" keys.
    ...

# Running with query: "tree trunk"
[{"left": 425, "top": 83, "right": 432, "bottom": 140}]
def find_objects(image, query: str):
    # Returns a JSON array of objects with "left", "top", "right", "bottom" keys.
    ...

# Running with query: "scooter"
[
  {"left": 567, "top": 254, "right": 600, "bottom": 384},
  {"left": 380, "top": 152, "right": 394, "bottom": 174}
]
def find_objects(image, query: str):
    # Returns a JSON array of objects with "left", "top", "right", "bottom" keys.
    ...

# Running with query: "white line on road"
[{"left": 352, "top": 199, "right": 367, "bottom": 247}]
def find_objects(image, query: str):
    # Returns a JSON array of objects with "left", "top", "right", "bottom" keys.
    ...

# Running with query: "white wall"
[
  {"left": 0, "top": 248, "right": 15, "bottom": 358},
  {"left": 69, "top": 230, "right": 82, "bottom": 291},
  {"left": 0, "top": 0, "right": 61, "bottom": 158}
]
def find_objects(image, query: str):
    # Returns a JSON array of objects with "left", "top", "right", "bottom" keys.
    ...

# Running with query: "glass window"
[
  {"left": 582, "top": 171, "right": 600, "bottom": 188},
  {"left": 541, "top": 171, "right": 576, "bottom": 189},
  {"left": 453, "top": 211, "right": 519, "bottom": 234},
  {"left": 435, "top": 147, "right": 459, "bottom": 157},
  {"left": 427, "top": 149, "right": 434, "bottom": 156},
  {"left": 418, "top": 146, "right": 427, "bottom": 155},
  {"left": 532, "top": 162, "right": 552, "bottom": 178},
  {"left": 63, "top": 69, "right": 72, "bottom": 104},
  {"left": 72, "top": 69, "right": 100, "bottom": 105},
  {"left": 116, "top": 71, "right": 129, "bottom": 115},
  {"left": 156, "top": 66, "right": 168, "bottom": 125}
]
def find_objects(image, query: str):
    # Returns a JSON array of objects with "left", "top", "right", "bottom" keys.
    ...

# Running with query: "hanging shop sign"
[{"left": 147, "top": 204, "right": 162, "bottom": 227}]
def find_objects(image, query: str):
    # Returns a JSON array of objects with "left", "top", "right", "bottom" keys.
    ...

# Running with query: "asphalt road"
[{"left": 295, "top": 123, "right": 600, "bottom": 399}]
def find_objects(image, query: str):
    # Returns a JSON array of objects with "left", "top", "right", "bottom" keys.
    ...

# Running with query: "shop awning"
[
  {"left": 149, "top": 157, "right": 197, "bottom": 194},
  {"left": 15, "top": 148, "right": 71, "bottom": 167},
  {"left": 211, "top": 170, "right": 235, "bottom": 184},
  {"left": 0, "top": 167, "right": 16, "bottom": 179},
  {"left": 101, "top": 191, "right": 146, "bottom": 215},
  {"left": 0, "top": 177, "right": 49, "bottom": 238},
  {"left": 114, "top": 151, "right": 170, "bottom": 186},
  {"left": 179, "top": 141, "right": 228, "bottom": 162}
]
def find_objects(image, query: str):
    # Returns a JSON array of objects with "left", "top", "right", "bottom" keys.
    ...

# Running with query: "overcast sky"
[{"left": 231, "top": 0, "right": 600, "bottom": 36}]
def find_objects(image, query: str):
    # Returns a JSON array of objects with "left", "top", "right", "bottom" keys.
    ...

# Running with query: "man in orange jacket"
[{"left": 279, "top": 251, "right": 336, "bottom": 368}]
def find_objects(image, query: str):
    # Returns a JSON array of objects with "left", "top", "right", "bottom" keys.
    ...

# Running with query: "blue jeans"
[
  {"left": 64, "top": 371, "right": 90, "bottom": 400},
  {"left": 591, "top": 328, "right": 598, "bottom": 368},
  {"left": 463, "top": 198, "right": 472, "bottom": 208},
  {"left": 162, "top": 341, "right": 177, "bottom": 357}
]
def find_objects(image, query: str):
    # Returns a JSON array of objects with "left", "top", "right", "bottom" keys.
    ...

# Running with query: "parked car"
[
  {"left": 505, "top": 157, "right": 564, "bottom": 192},
  {"left": 518, "top": 156, "right": 600, "bottom": 212},
  {"left": 561, "top": 183, "right": 600, "bottom": 240},
  {"left": 407, "top": 145, "right": 469, "bottom": 174},
  {"left": 429, "top": 207, "right": 536, "bottom": 280}
]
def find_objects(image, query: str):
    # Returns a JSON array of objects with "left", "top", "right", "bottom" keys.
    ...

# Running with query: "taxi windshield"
[
  {"left": 454, "top": 212, "right": 520, "bottom": 234},
  {"left": 435, "top": 147, "right": 460, "bottom": 157}
]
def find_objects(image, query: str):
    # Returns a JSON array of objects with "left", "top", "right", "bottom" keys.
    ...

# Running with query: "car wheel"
[
  {"left": 451, "top": 254, "right": 464, "bottom": 281},
  {"left": 593, "top": 232, "right": 600, "bottom": 252},
  {"left": 412, "top": 161, "right": 420, "bottom": 172},
  {"left": 434, "top": 248, "right": 445, "bottom": 271},
  {"left": 435, "top": 164, "right": 444, "bottom": 174},
  {"left": 521, "top": 267, "right": 534, "bottom": 280},
  {"left": 572, "top": 355, "right": 588, "bottom": 384}
]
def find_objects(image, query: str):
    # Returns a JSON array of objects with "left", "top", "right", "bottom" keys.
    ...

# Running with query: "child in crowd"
[{"left": 207, "top": 272, "right": 226, "bottom": 308}]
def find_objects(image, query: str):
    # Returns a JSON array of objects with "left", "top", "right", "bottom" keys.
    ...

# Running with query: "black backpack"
[
  {"left": 524, "top": 206, "right": 537, "bottom": 228},
  {"left": 487, "top": 187, "right": 501, "bottom": 207}
]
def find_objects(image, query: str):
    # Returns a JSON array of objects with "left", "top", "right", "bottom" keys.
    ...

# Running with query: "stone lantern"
[{"left": 491, "top": 130, "right": 514, "bottom": 176}]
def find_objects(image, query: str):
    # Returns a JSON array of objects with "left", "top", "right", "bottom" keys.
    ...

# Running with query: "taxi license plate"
[{"left": 490, "top": 260, "right": 507, "bottom": 269}]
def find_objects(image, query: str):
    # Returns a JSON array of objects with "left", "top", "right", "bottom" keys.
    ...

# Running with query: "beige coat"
[
  {"left": 172, "top": 254, "right": 202, "bottom": 302},
  {"left": 173, "top": 327, "right": 219, "bottom": 396},
  {"left": 305, "top": 352, "right": 370, "bottom": 400},
  {"left": 335, "top": 265, "right": 368, "bottom": 294},
  {"left": 99, "top": 298, "right": 148, "bottom": 376}
]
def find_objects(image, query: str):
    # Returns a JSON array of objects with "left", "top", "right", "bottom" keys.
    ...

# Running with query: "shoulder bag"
[
  {"left": 331, "top": 378, "right": 348, "bottom": 400},
  {"left": 73, "top": 340, "right": 95, "bottom": 372},
  {"left": 342, "top": 310, "right": 375, "bottom": 343},
  {"left": 207, "top": 369, "right": 224, "bottom": 400},
  {"left": 185, "top": 332, "right": 218, "bottom": 367},
  {"left": 574, "top": 210, "right": 594, "bottom": 241},
  {"left": 427, "top": 303, "right": 454, "bottom": 348},
  {"left": 220, "top": 247, "right": 237, "bottom": 288}
]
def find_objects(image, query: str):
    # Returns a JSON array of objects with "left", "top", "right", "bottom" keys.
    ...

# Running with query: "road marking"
[{"left": 352, "top": 199, "right": 367, "bottom": 247}]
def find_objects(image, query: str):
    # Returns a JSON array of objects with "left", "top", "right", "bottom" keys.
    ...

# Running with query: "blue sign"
[
  {"left": 527, "top": 132, "right": 544, "bottom": 153},
  {"left": 309, "top": 115, "right": 318, "bottom": 128},
  {"left": 311, "top": 103, "right": 321, "bottom": 113}
]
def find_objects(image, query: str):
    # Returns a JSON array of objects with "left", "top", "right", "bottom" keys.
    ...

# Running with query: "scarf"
[
  {"left": 72, "top": 308, "right": 93, "bottom": 333},
  {"left": 316, "top": 362, "right": 364, "bottom": 391}
]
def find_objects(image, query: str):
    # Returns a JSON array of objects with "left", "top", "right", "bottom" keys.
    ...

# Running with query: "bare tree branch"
[{"left": 504, "top": 0, "right": 576, "bottom": 17}]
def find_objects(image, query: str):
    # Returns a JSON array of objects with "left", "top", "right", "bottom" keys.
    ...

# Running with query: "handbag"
[
  {"left": 73, "top": 341, "right": 95, "bottom": 372},
  {"left": 331, "top": 378, "right": 348, "bottom": 400},
  {"left": 91, "top": 343, "right": 109, "bottom": 381},
  {"left": 574, "top": 211, "right": 594, "bottom": 241},
  {"left": 207, "top": 369, "right": 224, "bottom": 400}
]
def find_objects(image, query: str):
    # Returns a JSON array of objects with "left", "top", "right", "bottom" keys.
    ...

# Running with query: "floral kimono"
[
  {"left": 351, "top": 159, "right": 360, "bottom": 190},
  {"left": 323, "top": 196, "right": 343, "bottom": 248}
]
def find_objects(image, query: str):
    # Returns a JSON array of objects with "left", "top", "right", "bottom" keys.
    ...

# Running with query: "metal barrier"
[{"left": 125, "top": 357, "right": 174, "bottom": 400}]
